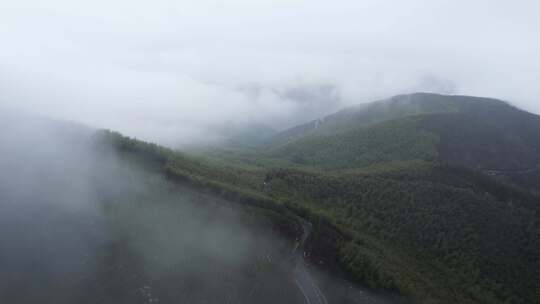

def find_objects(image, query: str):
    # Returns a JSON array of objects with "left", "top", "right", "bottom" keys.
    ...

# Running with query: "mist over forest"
[
  {"left": 1, "top": 1, "right": 539, "bottom": 304},
  {"left": 0, "top": 113, "right": 400, "bottom": 304},
  {"left": 0, "top": 114, "right": 296, "bottom": 303}
]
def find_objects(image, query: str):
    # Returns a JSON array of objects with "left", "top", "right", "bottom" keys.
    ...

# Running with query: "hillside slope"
[
  {"left": 7, "top": 92, "right": 538, "bottom": 304},
  {"left": 179, "top": 93, "right": 540, "bottom": 303},
  {"left": 268, "top": 92, "right": 464, "bottom": 144},
  {"left": 106, "top": 127, "right": 540, "bottom": 304},
  {"left": 265, "top": 164, "right": 540, "bottom": 304},
  {"left": 262, "top": 93, "right": 540, "bottom": 193},
  {"left": 268, "top": 92, "right": 537, "bottom": 144},
  {"left": 0, "top": 116, "right": 307, "bottom": 304}
]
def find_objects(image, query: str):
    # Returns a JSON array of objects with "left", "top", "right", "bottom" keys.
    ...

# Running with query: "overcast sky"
[{"left": 1, "top": 0, "right": 539, "bottom": 146}]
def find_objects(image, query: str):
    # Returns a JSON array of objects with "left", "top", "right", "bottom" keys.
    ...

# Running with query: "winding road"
[{"left": 292, "top": 218, "right": 328, "bottom": 304}]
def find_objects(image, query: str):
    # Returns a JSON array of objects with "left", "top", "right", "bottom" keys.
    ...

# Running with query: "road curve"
[{"left": 292, "top": 218, "right": 328, "bottom": 304}]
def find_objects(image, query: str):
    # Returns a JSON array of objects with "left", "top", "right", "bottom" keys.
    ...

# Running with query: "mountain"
[
  {"left": 183, "top": 92, "right": 540, "bottom": 303},
  {"left": 267, "top": 92, "right": 536, "bottom": 143},
  {"left": 114, "top": 123, "right": 540, "bottom": 304},
  {"left": 268, "top": 92, "right": 466, "bottom": 144},
  {"left": 3, "top": 93, "right": 539, "bottom": 304},
  {"left": 262, "top": 93, "right": 540, "bottom": 193}
]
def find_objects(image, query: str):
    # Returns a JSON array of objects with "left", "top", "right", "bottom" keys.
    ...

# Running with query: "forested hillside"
[
  {"left": 3, "top": 1, "right": 538, "bottom": 304},
  {"left": 182, "top": 93, "right": 540, "bottom": 303},
  {"left": 267, "top": 93, "right": 464, "bottom": 144},
  {"left": 0, "top": 118, "right": 304, "bottom": 304},
  {"left": 6, "top": 93, "right": 536, "bottom": 304},
  {"left": 267, "top": 93, "right": 537, "bottom": 144},
  {"left": 103, "top": 114, "right": 540, "bottom": 304},
  {"left": 264, "top": 165, "right": 540, "bottom": 303},
  {"left": 246, "top": 93, "right": 540, "bottom": 194}
]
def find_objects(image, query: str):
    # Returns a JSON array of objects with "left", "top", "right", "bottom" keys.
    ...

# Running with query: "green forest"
[
  {"left": 102, "top": 109, "right": 540, "bottom": 304},
  {"left": 102, "top": 93, "right": 540, "bottom": 304}
]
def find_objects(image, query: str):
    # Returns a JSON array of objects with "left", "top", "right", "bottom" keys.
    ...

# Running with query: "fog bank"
[
  {"left": 0, "top": 114, "right": 299, "bottom": 303},
  {"left": 1, "top": 0, "right": 539, "bottom": 146}
]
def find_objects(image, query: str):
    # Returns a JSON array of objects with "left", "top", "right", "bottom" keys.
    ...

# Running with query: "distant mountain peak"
[{"left": 267, "top": 92, "right": 525, "bottom": 146}]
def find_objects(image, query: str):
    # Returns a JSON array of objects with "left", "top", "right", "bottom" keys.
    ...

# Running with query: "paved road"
[{"left": 292, "top": 219, "right": 328, "bottom": 304}]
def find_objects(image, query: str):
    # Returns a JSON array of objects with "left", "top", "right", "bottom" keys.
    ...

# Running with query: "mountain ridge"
[
  {"left": 243, "top": 93, "right": 540, "bottom": 194},
  {"left": 267, "top": 92, "right": 523, "bottom": 146}
]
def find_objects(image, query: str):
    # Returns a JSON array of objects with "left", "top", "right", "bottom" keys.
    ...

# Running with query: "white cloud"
[{"left": 1, "top": 0, "right": 539, "bottom": 146}]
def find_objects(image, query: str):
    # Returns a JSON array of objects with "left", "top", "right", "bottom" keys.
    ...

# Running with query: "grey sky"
[{"left": 1, "top": 0, "right": 539, "bottom": 146}]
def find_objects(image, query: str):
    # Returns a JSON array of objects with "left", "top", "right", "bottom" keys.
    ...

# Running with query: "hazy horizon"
[
  {"left": 2, "top": 0, "right": 539, "bottom": 146},
  {"left": 1, "top": 3, "right": 539, "bottom": 302}
]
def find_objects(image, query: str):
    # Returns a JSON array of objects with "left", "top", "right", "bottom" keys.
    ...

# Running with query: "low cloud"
[
  {"left": 1, "top": 0, "right": 539, "bottom": 146},
  {"left": 0, "top": 112, "right": 297, "bottom": 303}
]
